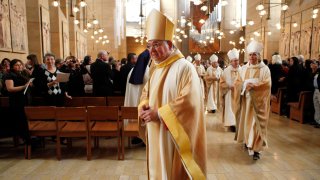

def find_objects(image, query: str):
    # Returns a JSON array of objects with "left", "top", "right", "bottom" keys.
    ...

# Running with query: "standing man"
[
  {"left": 138, "top": 9, "right": 207, "bottom": 179},
  {"left": 206, "top": 54, "right": 223, "bottom": 113},
  {"left": 236, "top": 40, "right": 271, "bottom": 160},
  {"left": 90, "top": 50, "right": 113, "bottom": 96},
  {"left": 120, "top": 53, "right": 137, "bottom": 95},
  {"left": 219, "top": 48, "right": 242, "bottom": 132},
  {"left": 194, "top": 54, "right": 206, "bottom": 100}
]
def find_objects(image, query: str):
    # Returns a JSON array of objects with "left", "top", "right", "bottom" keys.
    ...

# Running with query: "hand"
[
  {"left": 29, "top": 82, "right": 33, "bottom": 87},
  {"left": 139, "top": 105, "right": 159, "bottom": 124},
  {"left": 65, "top": 92, "right": 72, "bottom": 99},
  {"left": 278, "top": 77, "right": 285, "bottom": 82},
  {"left": 246, "top": 83, "right": 254, "bottom": 91}
]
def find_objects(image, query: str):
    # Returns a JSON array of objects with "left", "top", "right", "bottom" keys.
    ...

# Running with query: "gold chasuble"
[
  {"left": 236, "top": 61, "right": 271, "bottom": 152},
  {"left": 219, "top": 65, "right": 242, "bottom": 128},
  {"left": 138, "top": 50, "right": 207, "bottom": 180}
]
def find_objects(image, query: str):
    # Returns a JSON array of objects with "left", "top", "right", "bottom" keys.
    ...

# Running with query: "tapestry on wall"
[
  {"left": 40, "top": 6, "right": 51, "bottom": 56},
  {"left": 0, "top": 0, "right": 12, "bottom": 51},
  {"left": 76, "top": 32, "right": 87, "bottom": 60},
  {"left": 311, "top": 17, "right": 320, "bottom": 60},
  {"left": 62, "top": 20, "right": 69, "bottom": 59},
  {"left": 9, "top": 0, "right": 27, "bottom": 53},
  {"left": 300, "top": 21, "right": 312, "bottom": 59}
]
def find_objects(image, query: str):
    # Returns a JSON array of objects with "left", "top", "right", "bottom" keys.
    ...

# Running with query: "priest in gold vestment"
[
  {"left": 219, "top": 48, "right": 242, "bottom": 132},
  {"left": 138, "top": 9, "right": 207, "bottom": 179},
  {"left": 236, "top": 40, "right": 271, "bottom": 160}
]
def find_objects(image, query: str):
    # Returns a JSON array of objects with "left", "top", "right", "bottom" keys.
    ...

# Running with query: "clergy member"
[
  {"left": 219, "top": 48, "right": 242, "bottom": 132},
  {"left": 206, "top": 54, "right": 223, "bottom": 113},
  {"left": 138, "top": 9, "right": 207, "bottom": 179},
  {"left": 236, "top": 40, "right": 271, "bottom": 160},
  {"left": 194, "top": 54, "right": 206, "bottom": 100}
]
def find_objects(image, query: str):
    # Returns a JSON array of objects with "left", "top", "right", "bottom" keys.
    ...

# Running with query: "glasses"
[{"left": 150, "top": 41, "right": 164, "bottom": 50}]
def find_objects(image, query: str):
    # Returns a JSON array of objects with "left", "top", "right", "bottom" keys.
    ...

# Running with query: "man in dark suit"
[
  {"left": 90, "top": 50, "right": 113, "bottom": 96},
  {"left": 120, "top": 53, "right": 137, "bottom": 95}
]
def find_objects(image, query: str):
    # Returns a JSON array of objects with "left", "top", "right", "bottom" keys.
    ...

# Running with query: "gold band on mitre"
[{"left": 146, "top": 9, "right": 175, "bottom": 41}]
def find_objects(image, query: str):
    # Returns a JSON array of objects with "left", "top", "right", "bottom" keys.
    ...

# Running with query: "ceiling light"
[
  {"left": 256, "top": 4, "right": 264, "bottom": 11},
  {"left": 217, "top": 36, "right": 222, "bottom": 39},
  {"left": 73, "top": 6, "right": 79, "bottom": 13},
  {"left": 276, "top": 23, "right": 281, "bottom": 29},
  {"left": 259, "top": 10, "right": 267, "bottom": 16},
  {"left": 199, "top": 19, "right": 205, "bottom": 24},
  {"left": 206, "top": 36, "right": 210, "bottom": 40},
  {"left": 79, "top": 0, "right": 87, "bottom": 7},
  {"left": 178, "top": 39, "right": 182, "bottom": 42},
  {"left": 313, "top": 9, "right": 319, "bottom": 14},
  {"left": 106, "top": 40, "right": 110, "bottom": 43},
  {"left": 99, "top": 37, "right": 102, "bottom": 40},
  {"left": 91, "top": 35, "right": 94, "bottom": 39},
  {"left": 87, "top": 22, "right": 92, "bottom": 28},
  {"left": 200, "top": 6, "right": 208, "bottom": 12},
  {"left": 181, "top": 18, "right": 187, "bottom": 24},
  {"left": 176, "top": 28, "right": 181, "bottom": 32},
  {"left": 95, "top": 40, "right": 99, "bottom": 43},
  {"left": 94, "top": 30, "right": 98, "bottom": 35},
  {"left": 229, "top": 30, "right": 234, "bottom": 34},
  {"left": 103, "top": 35, "right": 108, "bottom": 39},
  {"left": 93, "top": 19, "right": 99, "bottom": 25},
  {"left": 183, "top": 34, "right": 188, "bottom": 38},
  {"left": 83, "top": 29, "right": 88, "bottom": 33},
  {"left": 267, "top": 31, "right": 272, "bottom": 35},
  {"left": 135, "top": 39, "right": 139, "bottom": 43},
  {"left": 312, "top": 14, "right": 318, "bottom": 19},
  {"left": 187, "top": 22, "right": 192, "bottom": 27},
  {"left": 180, "top": 30, "right": 185, "bottom": 34},
  {"left": 248, "top": 20, "right": 254, "bottom": 26},
  {"left": 250, "top": 37, "right": 254, "bottom": 40},
  {"left": 74, "top": 19, "right": 80, "bottom": 24},
  {"left": 52, "top": 0, "right": 59, "bottom": 7},
  {"left": 215, "top": 29, "right": 220, "bottom": 33},
  {"left": 292, "top": 22, "right": 298, "bottom": 27},
  {"left": 281, "top": 4, "right": 288, "bottom": 11},
  {"left": 98, "top": 28, "right": 104, "bottom": 33},
  {"left": 221, "top": 0, "right": 228, "bottom": 6},
  {"left": 102, "top": 41, "right": 106, "bottom": 45}
]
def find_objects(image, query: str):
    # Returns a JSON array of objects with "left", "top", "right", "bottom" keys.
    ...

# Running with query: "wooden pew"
[{"left": 287, "top": 91, "right": 313, "bottom": 123}]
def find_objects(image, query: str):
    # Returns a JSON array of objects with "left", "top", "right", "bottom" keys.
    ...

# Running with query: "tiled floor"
[{"left": 0, "top": 112, "right": 319, "bottom": 179}]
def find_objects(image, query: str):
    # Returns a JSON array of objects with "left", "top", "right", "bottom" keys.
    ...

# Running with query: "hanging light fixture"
[
  {"left": 259, "top": 10, "right": 267, "bottom": 16},
  {"left": 87, "top": 22, "right": 92, "bottom": 28},
  {"left": 256, "top": 3, "right": 264, "bottom": 11},
  {"left": 103, "top": 35, "right": 108, "bottom": 39},
  {"left": 106, "top": 40, "right": 110, "bottom": 43},
  {"left": 313, "top": 9, "right": 319, "bottom": 14},
  {"left": 199, "top": 19, "right": 205, "bottom": 24},
  {"left": 52, "top": 0, "right": 59, "bottom": 7},
  {"left": 200, "top": 5, "right": 208, "bottom": 12},
  {"left": 248, "top": 20, "right": 254, "bottom": 25},
  {"left": 84, "top": 29, "right": 88, "bottom": 33},
  {"left": 94, "top": 30, "right": 98, "bottom": 35},
  {"left": 74, "top": 19, "right": 80, "bottom": 24},
  {"left": 79, "top": 0, "right": 87, "bottom": 7},
  {"left": 73, "top": 6, "right": 80, "bottom": 13},
  {"left": 292, "top": 22, "right": 298, "bottom": 27},
  {"left": 281, "top": 4, "right": 288, "bottom": 11},
  {"left": 98, "top": 28, "right": 104, "bottom": 33},
  {"left": 93, "top": 19, "right": 99, "bottom": 25}
]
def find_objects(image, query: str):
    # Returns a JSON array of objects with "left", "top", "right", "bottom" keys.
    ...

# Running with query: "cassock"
[
  {"left": 219, "top": 65, "right": 242, "bottom": 128},
  {"left": 138, "top": 49, "right": 207, "bottom": 180},
  {"left": 236, "top": 61, "right": 271, "bottom": 153},
  {"left": 195, "top": 64, "right": 206, "bottom": 99},
  {"left": 206, "top": 66, "right": 223, "bottom": 111}
]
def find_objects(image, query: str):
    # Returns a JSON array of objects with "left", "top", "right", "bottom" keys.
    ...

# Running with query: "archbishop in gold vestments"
[
  {"left": 138, "top": 49, "right": 207, "bottom": 179},
  {"left": 237, "top": 60, "right": 271, "bottom": 153},
  {"left": 219, "top": 65, "right": 242, "bottom": 128}
]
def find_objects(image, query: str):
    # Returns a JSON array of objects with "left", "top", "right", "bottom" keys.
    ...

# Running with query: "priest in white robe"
[
  {"left": 236, "top": 40, "right": 271, "bottom": 160},
  {"left": 194, "top": 54, "right": 206, "bottom": 100},
  {"left": 206, "top": 54, "right": 223, "bottom": 113},
  {"left": 219, "top": 48, "right": 242, "bottom": 132},
  {"left": 138, "top": 9, "right": 207, "bottom": 179}
]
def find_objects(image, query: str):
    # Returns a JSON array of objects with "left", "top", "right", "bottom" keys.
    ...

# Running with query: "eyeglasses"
[{"left": 150, "top": 41, "right": 164, "bottom": 49}]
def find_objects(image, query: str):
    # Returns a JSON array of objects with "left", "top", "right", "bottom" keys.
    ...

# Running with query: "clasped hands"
[{"left": 139, "top": 104, "right": 159, "bottom": 125}]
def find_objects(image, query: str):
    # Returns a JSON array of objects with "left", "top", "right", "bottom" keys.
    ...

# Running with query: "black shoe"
[
  {"left": 314, "top": 124, "right": 320, "bottom": 128},
  {"left": 211, "top": 110, "right": 216, "bottom": 113},
  {"left": 230, "top": 126, "right": 236, "bottom": 132},
  {"left": 131, "top": 137, "right": 143, "bottom": 145},
  {"left": 243, "top": 144, "right": 248, "bottom": 150},
  {"left": 253, "top": 152, "right": 260, "bottom": 160}
]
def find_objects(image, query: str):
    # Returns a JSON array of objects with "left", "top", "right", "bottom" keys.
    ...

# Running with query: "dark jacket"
[
  {"left": 90, "top": 59, "right": 113, "bottom": 96},
  {"left": 120, "top": 63, "right": 134, "bottom": 95}
]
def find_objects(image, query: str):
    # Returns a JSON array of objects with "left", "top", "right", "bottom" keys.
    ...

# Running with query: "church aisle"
[{"left": 0, "top": 112, "right": 319, "bottom": 179}]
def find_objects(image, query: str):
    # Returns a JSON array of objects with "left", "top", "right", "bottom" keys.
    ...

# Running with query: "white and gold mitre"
[{"left": 146, "top": 9, "right": 175, "bottom": 41}]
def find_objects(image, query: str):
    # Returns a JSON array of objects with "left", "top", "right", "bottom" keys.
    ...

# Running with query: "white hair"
[
  {"left": 272, "top": 54, "right": 282, "bottom": 64},
  {"left": 97, "top": 50, "right": 108, "bottom": 58}
]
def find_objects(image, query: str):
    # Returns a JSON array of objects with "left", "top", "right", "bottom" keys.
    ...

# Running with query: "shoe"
[
  {"left": 230, "top": 126, "right": 236, "bottom": 132},
  {"left": 253, "top": 152, "right": 260, "bottom": 160},
  {"left": 131, "top": 137, "right": 143, "bottom": 145},
  {"left": 211, "top": 110, "right": 216, "bottom": 113},
  {"left": 314, "top": 124, "right": 320, "bottom": 128},
  {"left": 243, "top": 144, "right": 248, "bottom": 150}
]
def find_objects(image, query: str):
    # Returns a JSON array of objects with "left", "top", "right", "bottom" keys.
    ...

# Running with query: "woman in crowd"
[
  {"left": 26, "top": 54, "right": 43, "bottom": 96},
  {"left": 40, "top": 53, "right": 66, "bottom": 106},
  {"left": 0, "top": 58, "right": 11, "bottom": 96},
  {"left": 64, "top": 56, "right": 85, "bottom": 97},
  {"left": 286, "top": 56, "right": 304, "bottom": 102},
  {"left": 4, "top": 59, "right": 31, "bottom": 144},
  {"left": 81, "top": 55, "right": 93, "bottom": 95}
]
